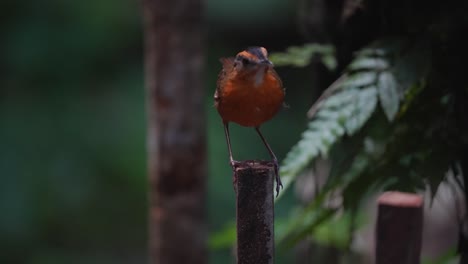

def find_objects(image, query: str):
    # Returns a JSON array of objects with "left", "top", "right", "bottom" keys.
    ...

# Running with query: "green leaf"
[
  {"left": 345, "top": 86, "right": 378, "bottom": 135},
  {"left": 321, "top": 88, "right": 360, "bottom": 109},
  {"left": 340, "top": 72, "right": 377, "bottom": 88},
  {"left": 269, "top": 43, "right": 336, "bottom": 70},
  {"left": 278, "top": 86, "right": 378, "bottom": 199},
  {"left": 378, "top": 71, "right": 400, "bottom": 121},
  {"left": 348, "top": 57, "right": 389, "bottom": 71},
  {"left": 322, "top": 54, "right": 338, "bottom": 71}
]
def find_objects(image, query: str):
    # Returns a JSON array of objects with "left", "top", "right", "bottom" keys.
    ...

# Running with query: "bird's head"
[{"left": 233, "top": 46, "right": 273, "bottom": 74}]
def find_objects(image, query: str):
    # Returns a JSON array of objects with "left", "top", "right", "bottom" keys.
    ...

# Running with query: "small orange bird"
[{"left": 214, "top": 47, "right": 285, "bottom": 196}]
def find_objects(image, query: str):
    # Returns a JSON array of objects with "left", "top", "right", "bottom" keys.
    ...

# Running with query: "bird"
[{"left": 214, "top": 46, "right": 285, "bottom": 196}]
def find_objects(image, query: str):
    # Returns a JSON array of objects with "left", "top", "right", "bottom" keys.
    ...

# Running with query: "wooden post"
[
  {"left": 235, "top": 160, "right": 275, "bottom": 264},
  {"left": 375, "top": 191, "right": 423, "bottom": 264},
  {"left": 143, "top": 0, "right": 206, "bottom": 263}
]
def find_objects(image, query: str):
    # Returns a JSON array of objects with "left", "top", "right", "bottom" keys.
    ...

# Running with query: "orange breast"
[{"left": 217, "top": 71, "right": 284, "bottom": 127}]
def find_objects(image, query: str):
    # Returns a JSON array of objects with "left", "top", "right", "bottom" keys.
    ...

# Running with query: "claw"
[
  {"left": 230, "top": 160, "right": 241, "bottom": 190},
  {"left": 230, "top": 160, "right": 241, "bottom": 170},
  {"left": 254, "top": 127, "right": 282, "bottom": 197},
  {"left": 272, "top": 158, "right": 283, "bottom": 197}
]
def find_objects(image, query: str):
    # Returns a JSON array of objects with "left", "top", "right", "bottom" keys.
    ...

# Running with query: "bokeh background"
[{"left": 1, "top": 0, "right": 314, "bottom": 263}]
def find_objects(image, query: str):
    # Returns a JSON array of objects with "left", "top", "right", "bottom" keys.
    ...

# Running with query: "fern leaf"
[
  {"left": 278, "top": 83, "right": 378, "bottom": 199},
  {"left": 341, "top": 72, "right": 377, "bottom": 88},
  {"left": 349, "top": 57, "right": 389, "bottom": 71},
  {"left": 277, "top": 39, "right": 431, "bottom": 200},
  {"left": 345, "top": 86, "right": 378, "bottom": 135},
  {"left": 378, "top": 71, "right": 400, "bottom": 121}
]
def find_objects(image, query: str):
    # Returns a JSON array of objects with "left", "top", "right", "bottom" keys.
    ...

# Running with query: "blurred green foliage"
[
  {"left": 269, "top": 44, "right": 336, "bottom": 70},
  {"left": 423, "top": 249, "right": 458, "bottom": 264},
  {"left": 1, "top": 0, "right": 147, "bottom": 263}
]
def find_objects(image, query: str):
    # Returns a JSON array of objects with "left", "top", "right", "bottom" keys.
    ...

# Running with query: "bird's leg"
[
  {"left": 223, "top": 122, "right": 240, "bottom": 185},
  {"left": 255, "top": 127, "right": 283, "bottom": 197}
]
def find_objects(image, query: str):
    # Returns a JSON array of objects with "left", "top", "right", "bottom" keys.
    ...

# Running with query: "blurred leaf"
[
  {"left": 340, "top": 72, "right": 377, "bottom": 88},
  {"left": 348, "top": 57, "right": 389, "bottom": 71},
  {"left": 278, "top": 205, "right": 336, "bottom": 248},
  {"left": 322, "top": 54, "right": 338, "bottom": 71},
  {"left": 209, "top": 223, "right": 236, "bottom": 249},
  {"left": 378, "top": 72, "right": 399, "bottom": 121},
  {"left": 345, "top": 86, "right": 378, "bottom": 135},
  {"left": 312, "top": 212, "right": 360, "bottom": 249},
  {"left": 270, "top": 43, "right": 336, "bottom": 70}
]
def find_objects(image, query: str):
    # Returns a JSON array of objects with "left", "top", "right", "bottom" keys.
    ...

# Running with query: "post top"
[{"left": 377, "top": 191, "right": 423, "bottom": 208}]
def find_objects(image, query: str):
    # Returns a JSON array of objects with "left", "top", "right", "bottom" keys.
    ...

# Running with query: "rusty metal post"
[
  {"left": 375, "top": 191, "right": 423, "bottom": 264},
  {"left": 235, "top": 160, "right": 275, "bottom": 264}
]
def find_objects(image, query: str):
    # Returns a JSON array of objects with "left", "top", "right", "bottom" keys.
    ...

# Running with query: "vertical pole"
[
  {"left": 143, "top": 0, "right": 206, "bottom": 263},
  {"left": 375, "top": 191, "right": 423, "bottom": 264},
  {"left": 236, "top": 160, "right": 275, "bottom": 264}
]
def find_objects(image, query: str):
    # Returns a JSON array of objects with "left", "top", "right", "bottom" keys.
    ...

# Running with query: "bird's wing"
[
  {"left": 269, "top": 67, "right": 284, "bottom": 93},
  {"left": 215, "top": 57, "right": 235, "bottom": 104}
]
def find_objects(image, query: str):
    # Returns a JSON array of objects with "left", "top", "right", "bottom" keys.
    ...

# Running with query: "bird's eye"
[{"left": 242, "top": 58, "right": 250, "bottom": 65}]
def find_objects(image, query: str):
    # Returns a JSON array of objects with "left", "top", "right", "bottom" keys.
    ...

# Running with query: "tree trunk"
[{"left": 143, "top": 0, "right": 206, "bottom": 263}]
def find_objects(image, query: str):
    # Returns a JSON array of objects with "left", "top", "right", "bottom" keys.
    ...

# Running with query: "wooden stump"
[
  {"left": 375, "top": 191, "right": 423, "bottom": 264},
  {"left": 235, "top": 160, "right": 275, "bottom": 264}
]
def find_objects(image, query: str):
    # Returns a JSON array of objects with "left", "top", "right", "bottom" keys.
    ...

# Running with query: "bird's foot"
[
  {"left": 230, "top": 160, "right": 241, "bottom": 188},
  {"left": 230, "top": 159, "right": 241, "bottom": 170},
  {"left": 273, "top": 158, "right": 283, "bottom": 197}
]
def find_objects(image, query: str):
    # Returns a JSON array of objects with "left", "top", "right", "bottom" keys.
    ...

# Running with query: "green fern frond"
[
  {"left": 278, "top": 85, "right": 379, "bottom": 199},
  {"left": 277, "top": 39, "right": 431, "bottom": 200},
  {"left": 378, "top": 72, "right": 400, "bottom": 121}
]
